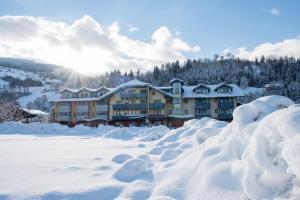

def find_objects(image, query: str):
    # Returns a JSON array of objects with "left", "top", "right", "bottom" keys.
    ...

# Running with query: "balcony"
[
  {"left": 112, "top": 103, "right": 147, "bottom": 110},
  {"left": 112, "top": 115, "right": 146, "bottom": 121},
  {"left": 150, "top": 103, "right": 165, "bottom": 109},
  {"left": 218, "top": 102, "right": 234, "bottom": 109},
  {"left": 195, "top": 103, "right": 210, "bottom": 109},
  {"left": 119, "top": 93, "right": 147, "bottom": 99},
  {"left": 218, "top": 114, "right": 233, "bottom": 120}
]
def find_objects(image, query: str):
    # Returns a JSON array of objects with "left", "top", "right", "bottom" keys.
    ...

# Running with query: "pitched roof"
[
  {"left": 100, "top": 79, "right": 173, "bottom": 99},
  {"left": 170, "top": 78, "right": 184, "bottom": 84}
]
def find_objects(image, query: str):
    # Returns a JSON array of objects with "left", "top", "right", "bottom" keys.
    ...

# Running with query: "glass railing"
[
  {"left": 149, "top": 103, "right": 165, "bottom": 109},
  {"left": 119, "top": 93, "right": 147, "bottom": 99},
  {"left": 112, "top": 103, "right": 148, "bottom": 110},
  {"left": 195, "top": 103, "right": 210, "bottom": 109},
  {"left": 112, "top": 115, "right": 146, "bottom": 120},
  {"left": 218, "top": 102, "right": 234, "bottom": 108}
]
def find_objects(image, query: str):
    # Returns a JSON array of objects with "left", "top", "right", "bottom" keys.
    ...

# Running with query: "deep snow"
[{"left": 0, "top": 95, "right": 299, "bottom": 200}]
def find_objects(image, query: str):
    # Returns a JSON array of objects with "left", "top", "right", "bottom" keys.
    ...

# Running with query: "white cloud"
[
  {"left": 270, "top": 8, "right": 281, "bottom": 16},
  {"left": 0, "top": 15, "right": 200, "bottom": 73},
  {"left": 223, "top": 36, "right": 300, "bottom": 59},
  {"left": 128, "top": 24, "right": 138, "bottom": 32}
]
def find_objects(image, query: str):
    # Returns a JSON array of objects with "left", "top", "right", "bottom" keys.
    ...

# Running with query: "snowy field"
[{"left": 0, "top": 95, "right": 299, "bottom": 200}]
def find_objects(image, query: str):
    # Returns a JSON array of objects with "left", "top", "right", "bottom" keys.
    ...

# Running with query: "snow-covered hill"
[
  {"left": 0, "top": 65, "right": 61, "bottom": 84},
  {"left": 0, "top": 65, "right": 61, "bottom": 110},
  {"left": 0, "top": 95, "right": 299, "bottom": 200}
]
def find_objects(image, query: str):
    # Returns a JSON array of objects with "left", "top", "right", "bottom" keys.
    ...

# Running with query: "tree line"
[{"left": 97, "top": 56, "right": 300, "bottom": 101}]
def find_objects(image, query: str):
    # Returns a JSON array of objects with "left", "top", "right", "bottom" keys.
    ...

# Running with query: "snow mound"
[
  {"left": 1, "top": 95, "right": 299, "bottom": 200},
  {"left": 112, "top": 154, "right": 133, "bottom": 164},
  {"left": 160, "top": 149, "right": 181, "bottom": 161},
  {"left": 151, "top": 96, "right": 299, "bottom": 200},
  {"left": 113, "top": 158, "right": 153, "bottom": 182}
]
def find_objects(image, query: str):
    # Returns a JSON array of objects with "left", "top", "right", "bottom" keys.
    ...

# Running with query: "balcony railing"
[
  {"left": 218, "top": 114, "right": 233, "bottom": 120},
  {"left": 218, "top": 102, "right": 234, "bottom": 109},
  {"left": 150, "top": 103, "right": 165, "bottom": 109},
  {"left": 112, "top": 115, "right": 146, "bottom": 120},
  {"left": 195, "top": 103, "right": 210, "bottom": 109},
  {"left": 119, "top": 93, "right": 147, "bottom": 99},
  {"left": 112, "top": 103, "right": 147, "bottom": 110}
]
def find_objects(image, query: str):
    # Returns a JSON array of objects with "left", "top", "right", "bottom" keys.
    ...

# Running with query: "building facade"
[{"left": 51, "top": 79, "right": 244, "bottom": 127}]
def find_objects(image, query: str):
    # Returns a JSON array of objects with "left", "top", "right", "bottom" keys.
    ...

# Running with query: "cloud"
[
  {"left": 223, "top": 36, "right": 300, "bottom": 59},
  {"left": 270, "top": 8, "right": 281, "bottom": 16},
  {"left": 128, "top": 24, "right": 139, "bottom": 32},
  {"left": 0, "top": 15, "right": 200, "bottom": 73}
]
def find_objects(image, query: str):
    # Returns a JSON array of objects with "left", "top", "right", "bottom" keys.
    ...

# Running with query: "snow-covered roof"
[
  {"left": 192, "top": 83, "right": 211, "bottom": 91},
  {"left": 180, "top": 84, "right": 244, "bottom": 98},
  {"left": 170, "top": 78, "right": 184, "bottom": 84},
  {"left": 100, "top": 79, "right": 173, "bottom": 99},
  {"left": 49, "top": 97, "right": 101, "bottom": 102},
  {"left": 22, "top": 109, "right": 49, "bottom": 116},
  {"left": 54, "top": 79, "right": 243, "bottom": 102},
  {"left": 0, "top": 79, "right": 9, "bottom": 87},
  {"left": 59, "top": 86, "right": 111, "bottom": 94},
  {"left": 213, "top": 83, "right": 233, "bottom": 91}
]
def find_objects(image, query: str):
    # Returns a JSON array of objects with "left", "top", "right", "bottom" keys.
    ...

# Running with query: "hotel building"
[{"left": 51, "top": 78, "right": 244, "bottom": 127}]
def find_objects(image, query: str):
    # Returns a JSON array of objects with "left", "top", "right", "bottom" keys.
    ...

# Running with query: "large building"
[{"left": 51, "top": 78, "right": 244, "bottom": 127}]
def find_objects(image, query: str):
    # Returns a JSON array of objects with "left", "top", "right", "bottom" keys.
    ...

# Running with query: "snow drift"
[{"left": 0, "top": 95, "right": 299, "bottom": 200}]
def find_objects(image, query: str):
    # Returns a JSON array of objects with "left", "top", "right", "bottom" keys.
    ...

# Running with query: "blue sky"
[{"left": 0, "top": 0, "right": 299, "bottom": 72}]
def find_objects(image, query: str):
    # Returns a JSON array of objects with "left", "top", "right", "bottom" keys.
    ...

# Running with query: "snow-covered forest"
[{"left": 99, "top": 56, "right": 300, "bottom": 101}]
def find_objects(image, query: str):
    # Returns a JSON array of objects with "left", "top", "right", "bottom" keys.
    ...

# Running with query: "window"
[
  {"left": 116, "top": 100, "right": 122, "bottom": 104},
  {"left": 153, "top": 99, "right": 161, "bottom": 103},
  {"left": 175, "top": 88, "right": 180, "bottom": 94},
  {"left": 196, "top": 88, "right": 208, "bottom": 94},
  {"left": 152, "top": 91, "right": 156, "bottom": 95},
  {"left": 97, "top": 111, "right": 108, "bottom": 115},
  {"left": 196, "top": 109, "right": 209, "bottom": 115},
  {"left": 175, "top": 109, "right": 180, "bottom": 115},
  {"left": 140, "top": 99, "right": 147, "bottom": 104},
  {"left": 60, "top": 102, "right": 70, "bottom": 106},
  {"left": 184, "top": 99, "right": 188, "bottom": 103},
  {"left": 174, "top": 98, "right": 181, "bottom": 104},
  {"left": 184, "top": 109, "right": 188, "bottom": 115},
  {"left": 169, "top": 110, "right": 172, "bottom": 114}
]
